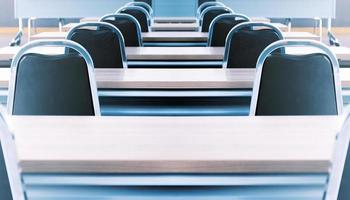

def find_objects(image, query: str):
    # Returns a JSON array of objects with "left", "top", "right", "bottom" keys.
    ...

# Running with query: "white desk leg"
[
  {"left": 327, "top": 18, "right": 332, "bottom": 33},
  {"left": 58, "top": 18, "right": 64, "bottom": 32},
  {"left": 319, "top": 18, "right": 323, "bottom": 42},
  {"left": 27, "top": 18, "right": 32, "bottom": 42},
  {"left": 287, "top": 18, "right": 292, "bottom": 32},
  {"left": 18, "top": 18, "right": 23, "bottom": 33}
]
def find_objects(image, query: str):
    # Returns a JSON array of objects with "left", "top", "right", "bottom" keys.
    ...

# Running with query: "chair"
[
  {"left": 135, "top": 0, "right": 152, "bottom": 7},
  {"left": 7, "top": 40, "right": 100, "bottom": 116},
  {"left": 324, "top": 106, "right": 350, "bottom": 199},
  {"left": 196, "top": 1, "right": 225, "bottom": 17},
  {"left": 100, "top": 14, "right": 142, "bottom": 47},
  {"left": 200, "top": 6, "right": 233, "bottom": 32},
  {"left": 66, "top": 22, "right": 127, "bottom": 69},
  {"left": 250, "top": 40, "right": 343, "bottom": 116},
  {"left": 0, "top": 111, "right": 26, "bottom": 200},
  {"left": 117, "top": 6, "right": 151, "bottom": 32},
  {"left": 126, "top": 2, "right": 153, "bottom": 17},
  {"left": 208, "top": 13, "right": 250, "bottom": 47},
  {"left": 223, "top": 22, "right": 284, "bottom": 69}
]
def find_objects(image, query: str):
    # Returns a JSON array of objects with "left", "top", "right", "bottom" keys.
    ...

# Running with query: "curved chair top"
[
  {"left": 250, "top": 39, "right": 343, "bottom": 116},
  {"left": 223, "top": 22, "right": 284, "bottom": 68},
  {"left": 197, "top": 1, "right": 226, "bottom": 17},
  {"left": 100, "top": 13, "right": 143, "bottom": 46},
  {"left": 8, "top": 39, "right": 101, "bottom": 116},
  {"left": 199, "top": 5, "right": 233, "bottom": 29},
  {"left": 207, "top": 13, "right": 251, "bottom": 46},
  {"left": 125, "top": 2, "right": 153, "bottom": 17},
  {"left": 66, "top": 22, "right": 127, "bottom": 69},
  {"left": 116, "top": 5, "right": 152, "bottom": 28}
]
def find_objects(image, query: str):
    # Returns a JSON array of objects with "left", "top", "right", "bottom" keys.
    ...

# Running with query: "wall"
[{"left": 0, "top": 0, "right": 349, "bottom": 27}]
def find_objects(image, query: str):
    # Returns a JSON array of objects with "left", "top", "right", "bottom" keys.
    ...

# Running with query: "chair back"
[
  {"left": 208, "top": 13, "right": 250, "bottom": 47},
  {"left": 250, "top": 40, "right": 343, "bottom": 116},
  {"left": 8, "top": 40, "right": 100, "bottom": 116},
  {"left": 197, "top": 1, "right": 225, "bottom": 17},
  {"left": 66, "top": 22, "right": 127, "bottom": 69},
  {"left": 200, "top": 6, "right": 233, "bottom": 32},
  {"left": 126, "top": 2, "right": 153, "bottom": 17},
  {"left": 118, "top": 6, "right": 151, "bottom": 32},
  {"left": 100, "top": 14, "right": 143, "bottom": 47},
  {"left": 223, "top": 22, "right": 284, "bottom": 69}
]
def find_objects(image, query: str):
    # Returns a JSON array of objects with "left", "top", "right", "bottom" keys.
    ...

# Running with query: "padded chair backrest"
[
  {"left": 324, "top": 107, "right": 350, "bottom": 200},
  {"left": 197, "top": 1, "right": 225, "bottom": 17},
  {"left": 200, "top": 6, "right": 232, "bottom": 32},
  {"left": 119, "top": 6, "right": 150, "bottom": 32},
  {"left": 66, "top": 22, "right": 127, "bottom": 69},
  {"left": 101, "top": 14, "right": 142, "bottom": 47},
  {"left": 0, "top": 112, "right": 26, "bottom": 200},
  {"left": 127, "top": 2, "right": 153, "bottom": 16},
  {"left": 198, "top": 0, "right": 216, "bottom": 7},
  {"left": 224, "top": 22, "right": 283, "bottom": 69},
  {"left": 8, "top": 40, "right": 100, "bottom": 116},
  {"left": 250, "top": 40, "right": 343, "bottom": 116},
  {"left": 135, "top": 0, "right": 152, "bottom": 7},
  {"left": 208, "top": 14, "right": 250, "bottom": 47}
]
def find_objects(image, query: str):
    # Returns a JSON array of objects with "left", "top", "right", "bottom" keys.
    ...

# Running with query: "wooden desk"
[
  {"left": 8, "top": 115, "right": 338, "bottom": 199},
  {"left": 151, "top": 23, "right": 199, "bottom": 32},
  {"left": 0, "top": 68, "right": 350, "bottom": 90},
  {"left": 31, "top": 30, "right": 317, "bottom": 43},
  {"left": 153, "top": 17, "right": 197, "bottom": 24},
  {"left": 9, "top": 115, "right": 340, "bottom": 173},
  {"left": 1, "top": 46, "right": 350, "bottom": 63}
]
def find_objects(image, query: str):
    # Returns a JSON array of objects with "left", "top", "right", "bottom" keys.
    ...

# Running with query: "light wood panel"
[
  {"left": 0, "top": 68, "right": 350, "bottom": 89},
  {"left": 8, "top": 116, "right": 341, "bottom": 173}
]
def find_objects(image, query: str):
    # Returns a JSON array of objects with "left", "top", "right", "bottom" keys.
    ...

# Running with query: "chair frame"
[
  {"left": 66, "top": 22, "right": 128, "bottom": 69},
  {"left": 116, "top": 6, "right": 152, "bottom": 29},
  {"left": 7, "top": 39, "right": 101, "bottom": 116},
  {"left": 0, "top": 111, "right": 27, "bottom": 200},
  {"left": 125, "top": 2, "right": 154, "bottom": 17},
  {"left": 100, "top": 13, "right": 143, "bottom": 46},
  {"left": 196, "top": 1, "right": 225, "bottom": 18},
  {"left": 199, "top": 6, "right": 234, "bottom": 31},
  {"left": 249, "top": 39, "right": 343, "bottom": 116},
  {"left": 324, "top": 106, "right": 350, "bottom": 200},
  {"left": 223, "top": 22, "right": 284, "bottom": 68},
  {"left": 207, "top": 13, "right": 251, "bottom": 47}
]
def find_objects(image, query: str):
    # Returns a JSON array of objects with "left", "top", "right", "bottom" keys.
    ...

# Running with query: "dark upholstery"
[
  {"left": 12, "top": 53, "right": 95, "bottom": 115},
  {"left": 120, "top": 9, "right": 149, "bottom": 32},
  {"left": 227, "top": 29, "right": 282, "bottom": 68},
  {"left": 198, "top": 0, "right": 216, "bottom": 8},
  {"left": 135, "top": 0, "right": 152, "bottom": 7},
  {"left": 103, "top": 18, "right": 141, "bottom": 47},
  {"left": 133, "top": 2, "right": 152, "bottom": 14},
  {"left": 0, "top": 142, "right": 12, "bottom": 200},
  {"left": 209, "top": 17, "right": 248, "bottom": 46},
  {"left": 69, "top": 29, "right": 124, "bottom": 68},
  {"left": 255, "top": 53, "right": 338, "bottom": 116},
  {"left": 201, "top": 8, "right": 231, "bottom": 32}
]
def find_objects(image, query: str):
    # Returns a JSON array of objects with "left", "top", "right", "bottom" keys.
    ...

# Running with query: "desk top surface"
[
  {"left": 0, "top": 68, "right": 350, "bottom": 89},
  {"left": 1, "top": 46, "right": 349, "bottom": 62},
  {"left": 8, "top": 115, "right": 340, "bottom": 173}
]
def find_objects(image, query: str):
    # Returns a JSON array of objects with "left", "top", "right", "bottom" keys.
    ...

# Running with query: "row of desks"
[
  {"left": 0, "top": 68, "right": 350, "bottom": 90},
  {"left": 2, "top": 46, "right": 349, "bottom": 63},
  {"left": 30, "top": 31, "right": 318, "bottom": 43}
]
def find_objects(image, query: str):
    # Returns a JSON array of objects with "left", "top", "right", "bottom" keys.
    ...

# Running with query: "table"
[
  {"left": 0, "top": 68, "right": 349, "bottom": 90},
  {"left": 7, "top": 115, "right": 341, "bottom": 199},
  {"left": 31, "top": 30, "right": 318, "bottom": 44}
]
